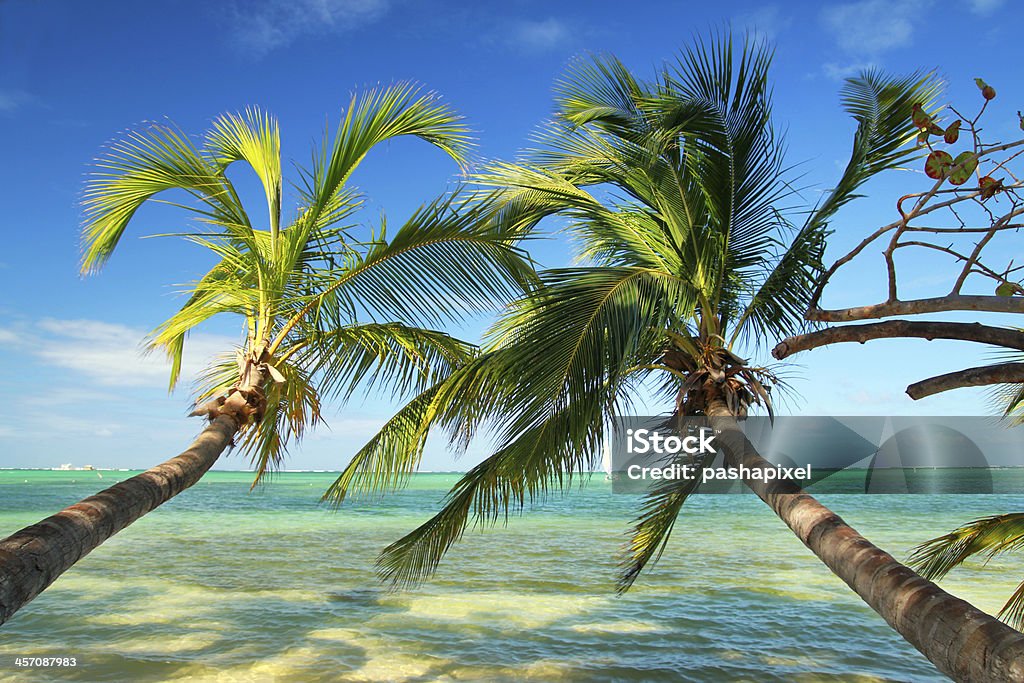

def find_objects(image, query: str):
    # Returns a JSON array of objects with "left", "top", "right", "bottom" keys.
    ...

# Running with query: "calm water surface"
[{"left": 0, "top": 470, "right": 1021, "bottom": 682}]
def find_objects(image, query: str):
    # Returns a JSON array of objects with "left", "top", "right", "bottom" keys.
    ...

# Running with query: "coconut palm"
[
  {"left": 0, "top": 84, "right": 534, "bottom": 625},
  {"left": 327, "top": 38, "right": 1024, "bottom": 680}
]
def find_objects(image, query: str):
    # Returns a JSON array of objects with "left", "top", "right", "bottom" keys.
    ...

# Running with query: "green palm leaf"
[
  {"left": 82, "top": 84, "right": 534, "bottom": 490},
  {"left": 356, "top": 36, "right": 943, "bottom": 590},
  {"left": 810, "top": 70, "right": 942, "bottom": 229},
  {"left": 909, "top": 513, "right": 1024, "bottom": 628}
]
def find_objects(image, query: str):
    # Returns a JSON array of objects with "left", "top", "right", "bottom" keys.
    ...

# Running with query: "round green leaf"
[
  {"left": 925, "top": 151, "right": 953, "bottom": 180},
  {"left": 948, "top": 151, "right": 977, "bottom": 186}
]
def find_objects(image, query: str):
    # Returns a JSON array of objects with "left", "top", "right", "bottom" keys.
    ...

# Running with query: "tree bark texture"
[
  {"left": 773, "top": 321, "right": 1024, "bottom": 360},
  {"left": 705, "top": 399, "right": 1024, "bottom": 682},
  {"left": 0, "top": 414, "right": 238, "bottom": 625}
]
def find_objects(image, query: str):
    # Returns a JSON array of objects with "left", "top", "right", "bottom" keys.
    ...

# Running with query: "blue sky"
[{"left": 0, "top": 0, "right": 1021, "bottom": 471}]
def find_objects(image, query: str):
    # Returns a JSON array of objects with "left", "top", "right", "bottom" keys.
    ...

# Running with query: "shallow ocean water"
[{"left": 0, "top": 470, "right": 1020, "bottom": 682}]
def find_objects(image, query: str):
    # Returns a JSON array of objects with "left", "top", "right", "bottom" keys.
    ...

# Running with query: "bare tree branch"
[
  {"left": 805, "top": 296, "right": 1024, "bottom": 322},
  {"left": 773, "top": 320, "right": 1024, "bottom": 360},
  {"left": 902, "top": 224, "right": 1024, "bottom": 233},
  {"left": 906, "top": 363, "right": 1024, "bottom": 399},
  {"left": 783, "top": 93, "right": 1024, "bottom": 413},
  {"left": 808, "top": 179, "right": 1024, "bottom": 310}
]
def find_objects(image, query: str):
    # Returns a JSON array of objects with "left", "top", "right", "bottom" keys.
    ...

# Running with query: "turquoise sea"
[{"left": 0, "top": 470, "right": 1021, "bottom": 682}]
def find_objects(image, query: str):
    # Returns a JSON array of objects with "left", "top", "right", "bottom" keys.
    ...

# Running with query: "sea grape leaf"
[
  {"left": 911, "top": 103, "right": 930, "bottom": 129},
  {"left": 948, "top": 151, "right": 977, "bottom": 186},
  {"left": 980, "top": 175, "right": 1003, "bottom": 199},
  {"left": 925, "top": 151, "right": 953, "bottom": 180},
  {"left": 944, "top": 120, "right": 961, "bottom": 144}
]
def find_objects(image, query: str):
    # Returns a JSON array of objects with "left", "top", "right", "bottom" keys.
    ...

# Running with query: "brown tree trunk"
[
  {"left": 0, "top": 414, "right": 239, "bottom": 626},
  {"left": 705, "top": 399, "right": 1024, "bottom": 682}
]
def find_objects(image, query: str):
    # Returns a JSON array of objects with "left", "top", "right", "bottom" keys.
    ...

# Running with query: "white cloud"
[
  {"left": 228, "top": 0, "right": 390, "bottom": 56},
  {"left": 822, "top": 61, "right": 876, "bottom": 81},
  {"left": 971, "top": 0, "right": 1006, "bottom": 14},
  {"left": 23, "top": 388, "right": 121, "bottom": 407},
  {"left": 0, "top": 329, "right": 17, "bottom": 344},
  {"left": 737, "top": 5, "right": 792, "bottom": 43},
  {"left": 31, "top": 318, "right": 237, "bottom": 388},
  {"left": 0, "top": 89, "right": 33, "bottom": 113},
  {"left": 820, "top": 0, "right": 919, "bottom": 56},
  {"left": 510, "top": 18, "right": 571, "bottom": 53}
]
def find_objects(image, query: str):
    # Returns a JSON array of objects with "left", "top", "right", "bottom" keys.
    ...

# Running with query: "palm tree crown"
[
  {"left": 326, "top": 37, "right": 940, "bottom": 591},
  {"left": 81, "top": 83, "right": 535, "bottom": 482}
]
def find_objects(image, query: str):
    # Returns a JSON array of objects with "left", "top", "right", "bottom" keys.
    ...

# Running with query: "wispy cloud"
[
  {"left": 28, "top": 318, "right": 236, "bottom": 389},
  {"left": 822, "top": 61, "right": 876, "bottom": 81},
  {"left": 228, "top": 0, "right": 390, "bottom": 57},
  {"left": 971, "top": 0, "right": 1006, "bottom": 14},
  {"left": 821, "top": 0, "right": 918, "bottom": 56},
  {"left": 508, "top": 18, "right": 572, "bottom": 53},
  {"left": 0, "top": 89, "right": 34, "bottom": 113},
  {"left": 736, "top": 5, "right": 792, "bottom": 43}
]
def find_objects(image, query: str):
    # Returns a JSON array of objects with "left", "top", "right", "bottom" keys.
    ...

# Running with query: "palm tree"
[
  {"left": 0, "top": 84, "right": 534, "bottom": 625},
  {"left": 327, "top": 38, "right": 1024, "bottom": 680}
]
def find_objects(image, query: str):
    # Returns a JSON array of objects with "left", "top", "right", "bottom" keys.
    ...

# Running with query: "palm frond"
[
  {"left": 291, "top": 323, "right": 475, "bottom": 402},
  {"left": 367, "top": 267, "right": 684, "bottom": 585},
  {"left": 274, "top": 194, "right": 535, "bottom": 343},
  {"left": 556, "top": 53, "right": 647, "bottom": 134},
  {"left": 304, "top": 83, "right": 472, "bottom": 229},
  {"left": 618, "top": 451, "right": 709, "bottom": 592},
  {"left": 999, "top": 579, "right": 1024, "bottom": 630},
  {"left": 324, "top": 383, "right": 444, "bottom": 505},
  {"left": 808, "top": 70, "right": 942, "bottom": 230},
  {"left": 253, "top": 363, "right": 322, "bottom": 485},
  {"left": 908, "top": 513, "right": 1024, "bottom": 581},
  {"left": 984, "top": 345, "right": 1024, "bottom": 425},
  {"left": 730, "top": 216, "right": 826, "bottom": 347},
  {"left": 909, "top": 513, "right": 1024, "bottom": 628},
  {"left": 376, "top": 401, "right": 606, "bottom": 589},
  {"left": 206, "top": 108, "right": 283, "bottom": 236},
  {"left": 81, "top": 123, "right": 251, "bottom": 273}
]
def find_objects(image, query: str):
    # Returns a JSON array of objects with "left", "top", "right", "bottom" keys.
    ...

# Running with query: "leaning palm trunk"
[
  {"left": 0, "top": 414, "right": 238, "bottom": 625},
  {"left": 705, "top": 398, "right": 1024, "bottom": 682}
]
